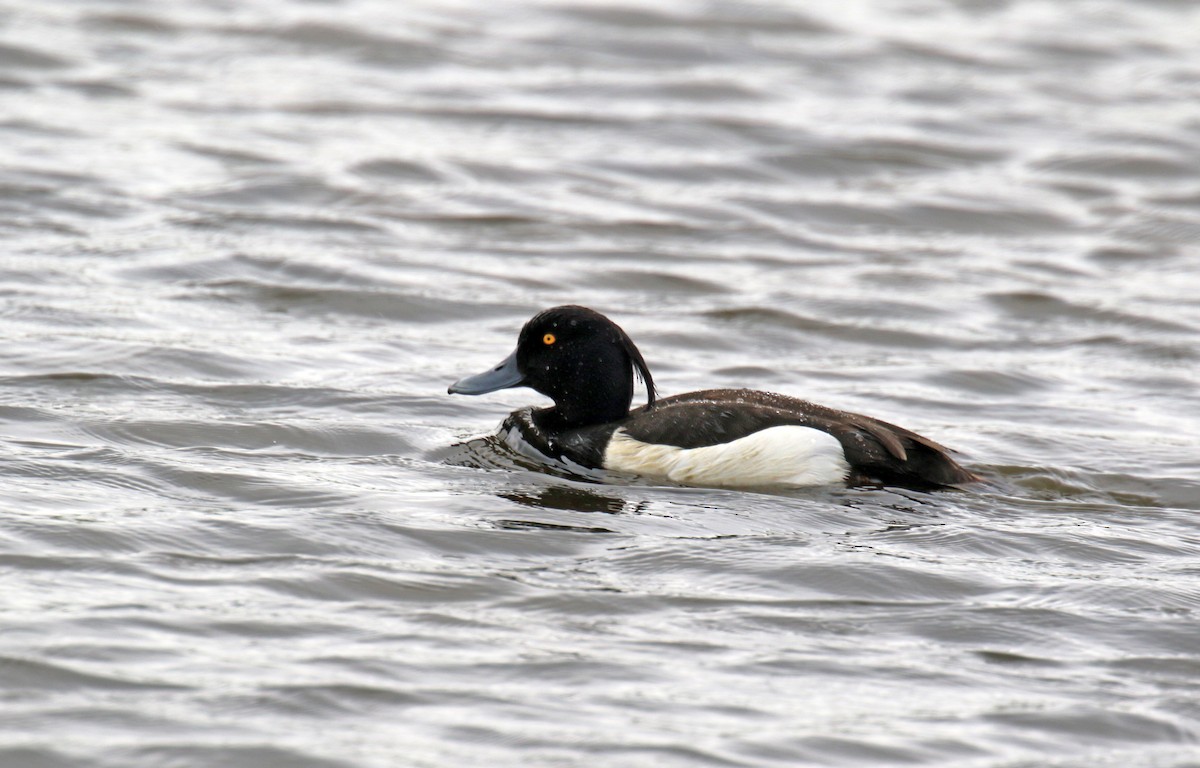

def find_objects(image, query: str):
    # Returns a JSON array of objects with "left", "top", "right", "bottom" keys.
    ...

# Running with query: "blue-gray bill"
[{"left": 448, "top": 349, "right": 524, "bottom": 395}]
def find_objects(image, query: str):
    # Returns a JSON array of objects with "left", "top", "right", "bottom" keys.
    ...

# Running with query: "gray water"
[{"left": 2, "top": 1, "right": 1200, "bottom": 766}]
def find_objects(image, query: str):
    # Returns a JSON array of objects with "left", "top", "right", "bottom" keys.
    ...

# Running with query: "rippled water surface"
[{"left": 2, "top": 1, "right": 1200, "bottom": 766}]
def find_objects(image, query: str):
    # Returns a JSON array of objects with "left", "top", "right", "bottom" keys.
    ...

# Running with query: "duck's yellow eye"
[{"left": 543, "top": 333, "right": 556, "bottom": 345}]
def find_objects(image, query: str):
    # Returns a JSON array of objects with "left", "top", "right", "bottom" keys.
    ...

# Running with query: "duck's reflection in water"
[{"left": 495, "top": 485, "right": 650, "bottom": 533}]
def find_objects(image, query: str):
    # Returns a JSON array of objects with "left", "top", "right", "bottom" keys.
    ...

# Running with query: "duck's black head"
[{"left": 448, "top": 305, "right": 656, "bottom": 428}]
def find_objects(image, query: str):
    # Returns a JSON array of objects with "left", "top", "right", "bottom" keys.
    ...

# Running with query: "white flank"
[{"left": 604, "top": 426, "right": 850, "bottom": 487}]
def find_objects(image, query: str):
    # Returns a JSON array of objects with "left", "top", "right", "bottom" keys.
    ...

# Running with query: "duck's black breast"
[
  {"left": 618, "top": 389, "right": 976, "bottom": 487},
  {"left": 500, "top": 407, "right": 616, "bottom": 470}
]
